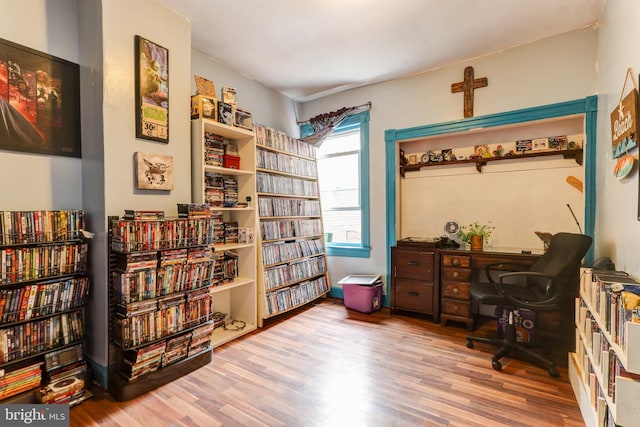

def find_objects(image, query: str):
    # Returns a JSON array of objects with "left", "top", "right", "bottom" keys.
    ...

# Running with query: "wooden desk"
[
  {"left": 390, "top": 244, "right": 439, "bottom": 321},
  {"left": 438, "top": 248, "right": 541, "bottom": 330}
]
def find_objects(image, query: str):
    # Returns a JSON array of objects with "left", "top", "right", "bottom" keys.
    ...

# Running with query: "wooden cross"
[{"left": 451, "top": 66, "right": 488, "bottom": 118}]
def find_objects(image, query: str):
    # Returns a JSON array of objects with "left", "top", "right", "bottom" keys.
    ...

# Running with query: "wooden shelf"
[{"left": 402, "top": 148, "right": 583, "bottom": 174}]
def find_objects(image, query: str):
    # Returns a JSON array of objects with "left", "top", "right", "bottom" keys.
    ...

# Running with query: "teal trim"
[
  {"left": 303, "top": 111, "right": 371, "bottom": 258},
  {"left": 385, "top": 97, "right": 597, "bottom": 282},
  {"left": 329, "top": 287, "right": 344, "bottom": 299},
  {"left": 327, "top": 244, "right": 371, "bottom": 258},
  {"left": 86, "top": 357, "right": 108, "bottom": 389},
  {"left": 583, "top": 95, "right": 598, "bottom": 265}
]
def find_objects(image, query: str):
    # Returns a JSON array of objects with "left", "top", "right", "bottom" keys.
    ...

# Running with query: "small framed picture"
[
  {"left": 222, "top": 86, "right": 237, "bottom": 105},
  {"left": 548, "top": 135, "right": 567, "bottom": 149},
  {"left": 531, "top": 138, "right": 549, "bottom": 151},
  {"left": 218, "top": 102, "right": 234, "bottom": 126},
  {"left": 234, "top": 108, "right": 253, "bottom": 130},
  {"left": 516, "top": 139, "right": 532, "bottom": 152},
  {"left": 135, "top": 152, "right": 174, "bottom": 190}
]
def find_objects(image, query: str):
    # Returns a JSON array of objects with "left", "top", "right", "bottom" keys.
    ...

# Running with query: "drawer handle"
[
  {"left": 452, "top": 271, "right": 460, "bottom": 279},
  {"left": 452, "top": 258, "right": 460, "bottom": 266},
  {"left": 408, "top": 261, "right": 420, "bottom": 266},
  {"left": 452, "top": 287, "right": 460, "bottom": 295},
  {"left": 408, "top": 291, "right": 420, "bottom": 297},
  {"left": 452, "top": 305, "right": 459, "bottom": 312}
]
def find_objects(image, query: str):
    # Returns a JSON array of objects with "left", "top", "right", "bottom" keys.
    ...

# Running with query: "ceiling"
[{"left": 157, "top": 0, "right": 605, "bottom": 102}]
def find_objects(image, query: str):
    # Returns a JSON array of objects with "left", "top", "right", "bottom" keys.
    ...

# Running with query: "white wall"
[
  {"left": 595, "top": 0, "right": 640, "bottom": 278},
  {"left": 300, "top": 28, "right": 597, "bottom": 287},
  {"left": 400, "top": 119, "right": 586, "bottom": 250},
  {"left": 0, "top": 0, "right": 82, "bottom": 210},
  {"left": 79, "top": 0, "right": 193, "bottom": 384},
  {"left": 191, "top": 50, "right": 297, "bottom": 136}
]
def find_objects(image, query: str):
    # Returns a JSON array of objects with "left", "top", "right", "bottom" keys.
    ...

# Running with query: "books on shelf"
[
  {"left": 123, "top": 210, "right": 165, "bottom": 221},
  {"left": 264, "top": 276, "right": 329, "bottom": 316},
  {"left": 0, "top": 311, "right": 84, "bottom": 364},
  {"left": 177, "top": 203, "right": 211, "bottom": 219},
  {"left": 254, "top": 124, "right": 316, "bottom": 159},
  {"left": 0, "top": 361, "right": 43, "bottom": 400},
  {"left": 0, "top": 276, "right": 89, "bottom": 323},
  {"left": 259, "top": 219, "right": 323, "bottom": 240},
  {"left": 111, "top": 217, "right": 216, "bottom": 252},
  {"left": 0, "top": 210, "right": 85, "bottom": 245},
  {"left": 258, "top": 197, "right": 321, "bottom": 217},
  {"left": 0, "top": 242, "right": 89, "bottom": 285},
  {"left": 256, "top": 172, "right": 319, "bottom": 197},
  {"left": 256, "top": 148, "right": 318, "bottom": 177}
]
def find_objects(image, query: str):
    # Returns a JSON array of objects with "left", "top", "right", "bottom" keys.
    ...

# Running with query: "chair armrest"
[
  {"left": 497, "top": 271, "right": 565, "bottom": 310},
  {"left": 483, "top": 262, "right": 535, "bottom": 285}
]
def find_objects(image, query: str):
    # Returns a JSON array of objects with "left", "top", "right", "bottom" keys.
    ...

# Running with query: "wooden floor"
[{"left": 71, "top": 299, "right": 584, "bottom": 426}]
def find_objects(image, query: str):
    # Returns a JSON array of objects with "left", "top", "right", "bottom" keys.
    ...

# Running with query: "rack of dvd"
[
  {"left": 108, "top": 212, "right": 215, "bottom": 401},
  {"left": 569, "top": 268, "right": 640, "bottom": 427},
  {"left": 254, "top": 124, "right": 330, "bottom": 325},
  {"left": 191, "top": 118, "right": 257, "bottom": 346},
  {"left": 0, "top": 210, "right": 91, "bottom": 406}
]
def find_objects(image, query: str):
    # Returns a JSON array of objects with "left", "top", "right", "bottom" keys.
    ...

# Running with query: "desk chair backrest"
[{"left": 522, "top": 232, "right": 592, "bottom": 308}]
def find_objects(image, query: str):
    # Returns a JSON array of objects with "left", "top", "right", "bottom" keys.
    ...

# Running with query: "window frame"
[{"left": 302, "top": 111, "right": 370, "bottom": 258}]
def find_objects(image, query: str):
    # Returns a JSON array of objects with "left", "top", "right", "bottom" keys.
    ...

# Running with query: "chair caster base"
[
  {"left": 491, "top": 358, "right": 502, "bottom": 371},
  {"left": 466, "top": 339, "right": 474, "bottom": 349},
  {"left": 548, "top": 367, "right": 559, "bottom": 378}
]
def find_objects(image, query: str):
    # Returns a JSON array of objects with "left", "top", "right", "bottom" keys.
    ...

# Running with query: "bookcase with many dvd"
[
  {"left": 569, "top": 268, "right": 640, "bottom": 427},
  {"left": 254, "top": 124, "right": 330, "bottom": 324},
  {"left": 108, "top": 215, "right": 216, "bottom": 401},
  {"left": 0, "top": 210, "right": 90, "bottom": 405},
  {"left": 191, "top": 118, "right": 257, "bottom": 346}
]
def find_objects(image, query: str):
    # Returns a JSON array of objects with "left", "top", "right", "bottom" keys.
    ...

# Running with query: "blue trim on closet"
[{"left": 385, "top": 96, "right": 598, "bottom": 286}]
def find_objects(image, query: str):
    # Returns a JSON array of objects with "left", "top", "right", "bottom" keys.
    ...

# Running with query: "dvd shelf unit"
[
  {"left": 0, "top": 210, "right": 91, "bottom": 405},
  {"left": 191, "top": 118, "right": 257, "bottom": 346},
  {"left": 569, "top": 269, "right": 640, "bottom": 426},
  {"left": 108, "top": 215, "right": 216, "bottom": 401},
  {"left": 254, "top": 124, "right": 330, "bottom": 325}
]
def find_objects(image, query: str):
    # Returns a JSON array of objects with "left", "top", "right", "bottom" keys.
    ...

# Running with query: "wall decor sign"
[
  {"left": 135, "top": 35, "right": 169, "bottom": 143},
  {"left": 0, "top": 37, "right": 81, "bottom": 157},
  {"left": 610, "top": 69, "right": 638, "bottom": 159},
  {"left": 135, "top": 152, "right": 173, "bottom": 190}
]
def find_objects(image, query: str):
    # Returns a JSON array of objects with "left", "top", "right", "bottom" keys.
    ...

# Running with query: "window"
[{"left": 302, "top": 111, "right": 370, "bottom": 258}]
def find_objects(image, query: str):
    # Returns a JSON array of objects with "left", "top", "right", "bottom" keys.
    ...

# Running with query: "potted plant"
[{"left": 458, "top": 221, "right": 495, "bottom": 251}]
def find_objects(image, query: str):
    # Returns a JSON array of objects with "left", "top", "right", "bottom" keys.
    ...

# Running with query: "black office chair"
[{"left": 465, "top": 232, "right": 592, "bottom": 377}]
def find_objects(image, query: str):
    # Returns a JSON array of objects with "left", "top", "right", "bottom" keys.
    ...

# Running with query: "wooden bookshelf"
[
  {"left": 569, "top": 269, "right": 640, "bottom": 426},
  {"left": 254, "top": 124, "right": 330, "bottom": 326},
  {"left": 190, "top": 118, "right": 257, "bottom": 346}
]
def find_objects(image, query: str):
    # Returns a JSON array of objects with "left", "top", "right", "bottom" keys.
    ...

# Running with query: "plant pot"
[{"left": 470, "top": 235, "right": 484, "bottom": 251}]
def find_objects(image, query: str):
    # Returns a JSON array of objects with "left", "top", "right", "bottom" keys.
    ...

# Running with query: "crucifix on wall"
[{"left": 451, "top": 66, "right": 488, "bottom": 118}]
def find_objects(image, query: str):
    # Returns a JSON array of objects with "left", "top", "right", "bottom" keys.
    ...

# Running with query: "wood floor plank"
[{"left": 71, "top": 299, "right": 584, "bottom": 426}]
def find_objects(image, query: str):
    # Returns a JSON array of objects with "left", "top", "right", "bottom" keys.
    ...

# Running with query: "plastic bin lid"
[{"left": 337, "top": 274, "right": 382, "bottom": 286}]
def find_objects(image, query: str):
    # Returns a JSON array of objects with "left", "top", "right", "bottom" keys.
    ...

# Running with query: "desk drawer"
[
  {"left": 394, "top": 279, "right": 434, "bottom": 314},
  {"left": 441, "top": 268, "right": 471, "bottom": 282},
  {"left": 394, "top": 250, "right": 434, "bottom": 281},
  {"left": 441, "top": 281, "right": 470, "bottom": 300},
  {"left": 441, "top": 299, "right": 472, "bottom": 317},
  {"left": 442, "top": 254, "right": 471, "bottom": 268}
]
